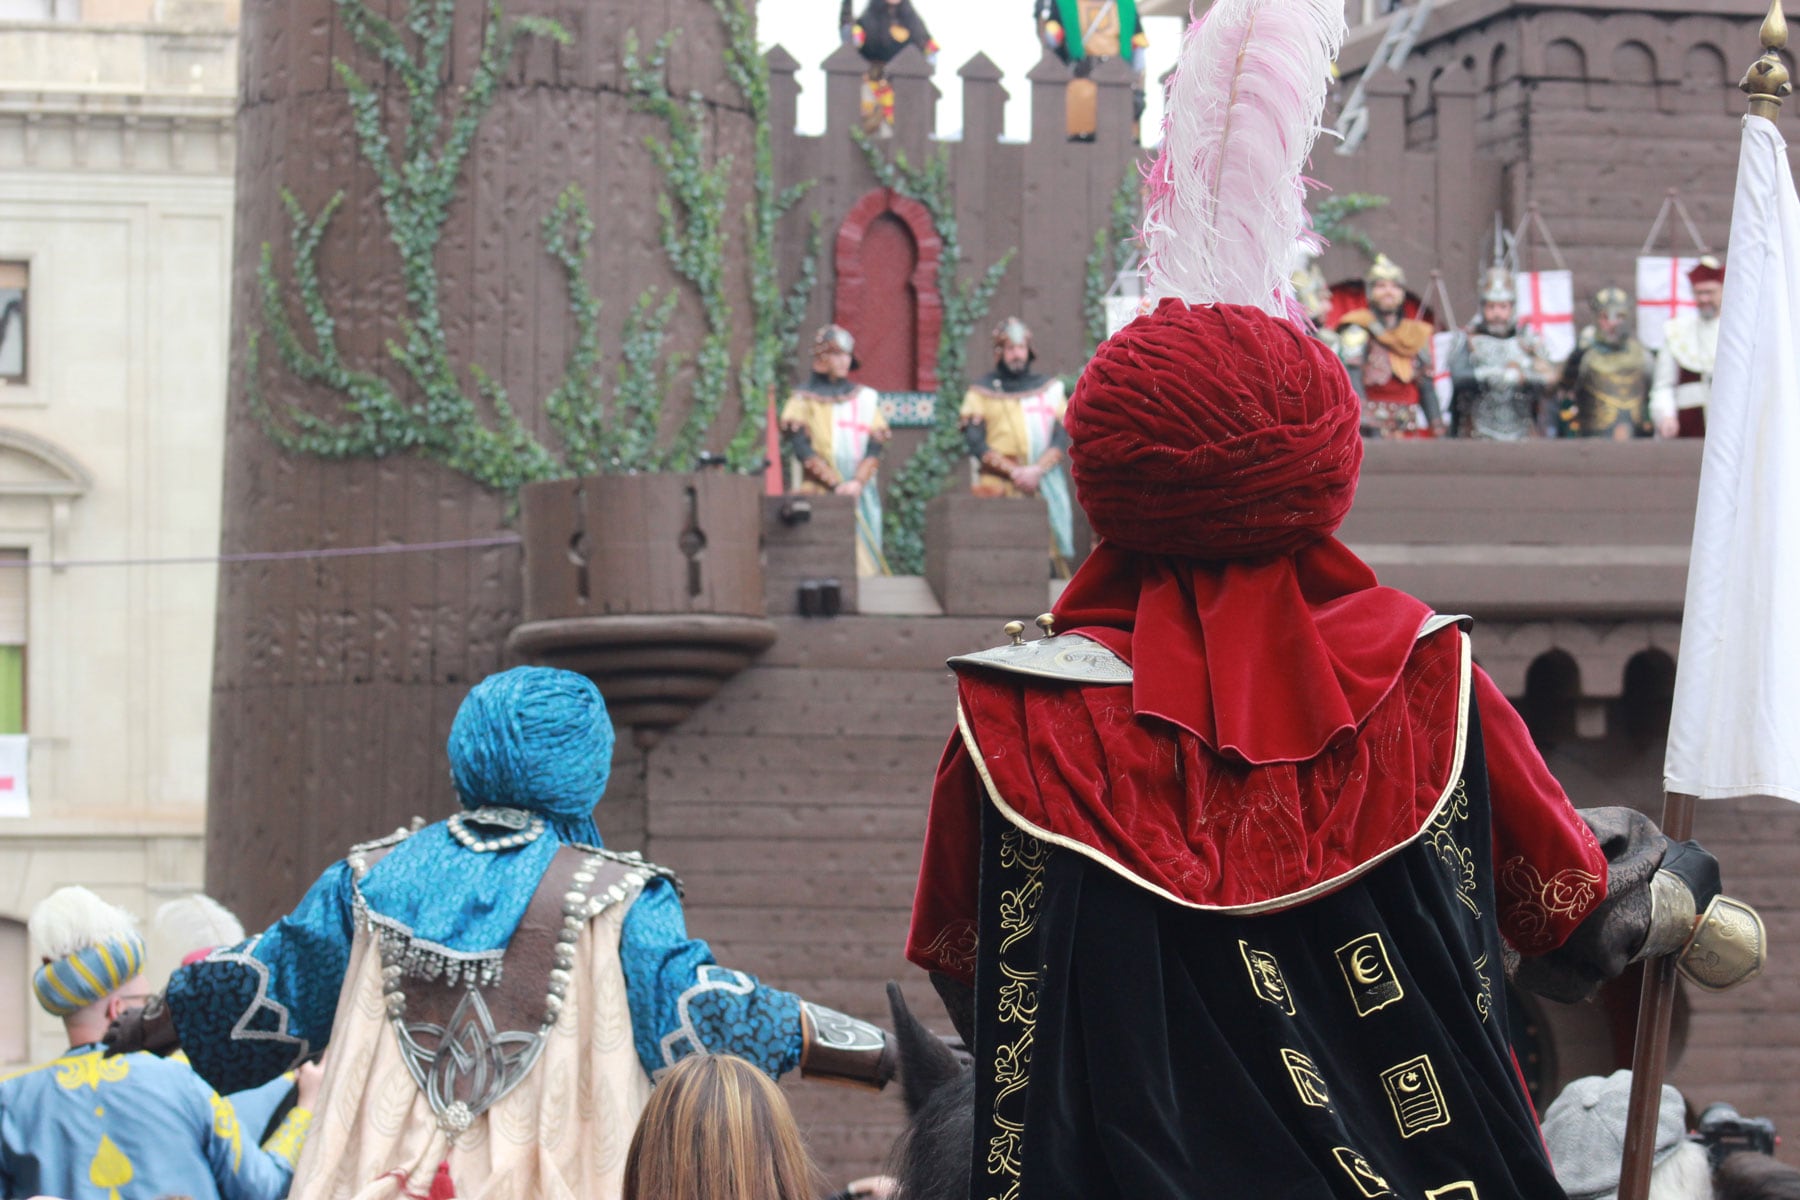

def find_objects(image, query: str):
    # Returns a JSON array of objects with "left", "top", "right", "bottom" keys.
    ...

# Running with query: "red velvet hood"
[{"left": 1062, "top": 299, "right": 1429, "bottom": 763}]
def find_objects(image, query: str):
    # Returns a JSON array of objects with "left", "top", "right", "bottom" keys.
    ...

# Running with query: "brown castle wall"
[
  {"left": 1318, "top": 1, "right": 1787, "bottom": 307},
  {"left": 209, "top": 0, "right": 756, "bottom": 922}
]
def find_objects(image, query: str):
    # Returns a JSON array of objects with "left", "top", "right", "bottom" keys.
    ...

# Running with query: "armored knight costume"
[
  {"left": 782, "top": 324, "right": 891, "bottom": 577},
  {"left": 1335, "top": 255, "right": 1441, "bottom": 437},
  {"left": 1651, "top": 257, "right": 1724, "bottom": 438},
  {"left": 1449, "top": 269, "right": 1556, "bottom": 440},
  {"left": 108, "top": 668, "right": 893, "bottom": 1200},
  {"left": 961, "top": 318, "right": 1076, "bottom": 573},
  {"left": 906, "top": 5, "right": 1762, "bottom": 1197},
  {"left": 1559, "top": 287, "right": 1653, "bottom": 439}
]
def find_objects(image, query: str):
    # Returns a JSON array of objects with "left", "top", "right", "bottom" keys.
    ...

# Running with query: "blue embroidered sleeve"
[
  {"left": 618, "top": 877, "right": 804, "bottom": 1080},
  {"left": 166, "top": 861, "right": 355, "bottom": 1094}
]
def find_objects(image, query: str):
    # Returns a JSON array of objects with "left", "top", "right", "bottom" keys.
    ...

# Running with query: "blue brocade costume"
[
  {"left": 143, "top": 666, "right": 889, "bottom": 1200},
  {"left": 0, "top": 1044, "right": 308, "bottom": 1200},
  {"left": 164, "top": 824, "right": 804, "bottom": 1095}
]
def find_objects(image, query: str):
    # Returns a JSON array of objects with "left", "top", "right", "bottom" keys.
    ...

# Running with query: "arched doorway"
[{"left": 834, "top": 188, "right": 943, "bottom": 393}]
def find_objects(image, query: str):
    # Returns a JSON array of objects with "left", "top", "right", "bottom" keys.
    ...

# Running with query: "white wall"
[{"left": 0, "top": 16, "right": 233, "bottom": 1067}]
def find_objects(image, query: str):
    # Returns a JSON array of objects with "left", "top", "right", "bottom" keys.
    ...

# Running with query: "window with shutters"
[
  {"left": 0, "top": 551, "right": 27, "bottom": 733},
  {"left": 0, "top": 263, "right": 24, "bottom": 386}
]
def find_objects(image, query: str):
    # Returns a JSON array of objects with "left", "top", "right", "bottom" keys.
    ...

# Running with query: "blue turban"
[
  {"left": 34, "top": 933, "right": 147, "bottom": 1017},
  {"left": 447, "top": 666, "right": 612, "bottom": 842}
]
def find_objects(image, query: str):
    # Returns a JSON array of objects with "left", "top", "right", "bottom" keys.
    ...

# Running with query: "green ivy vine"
[
  {"left": 1312, "top": 192, "right": 1391, "bottom": 263},
  {"left": 1082, "top": 167, "right": 1143, "bottom": 358},
  {"left": 248, "top": 0, "right": 816, "bottom": 491},
  {"left": 853, "top": 132, "right": 1014, "bottom": 576},
  {"left": 624, "top": 3, "right": 821, "bottom": 473}
]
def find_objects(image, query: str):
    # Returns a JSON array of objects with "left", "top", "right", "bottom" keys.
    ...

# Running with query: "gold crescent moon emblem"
[
  {"left": 1351, "top": 947, "right": 1384, "bottom": 985},
  {"left": 1399, "top": 1070, "right": 1422, "bottom": 1092}
]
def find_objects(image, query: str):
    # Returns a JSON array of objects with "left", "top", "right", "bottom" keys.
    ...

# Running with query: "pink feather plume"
[{"left": 1141, "top": 0, "right": 1346, "bottom": 320}]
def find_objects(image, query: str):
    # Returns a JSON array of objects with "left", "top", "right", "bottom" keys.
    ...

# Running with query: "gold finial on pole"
[{"left": 1743, "top": 0, "right": 1792, "bottom": 121}]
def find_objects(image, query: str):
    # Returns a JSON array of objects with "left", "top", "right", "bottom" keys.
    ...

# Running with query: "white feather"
[
  {"left": 154, "top": 893, "right": 245, "bottom": 956},
  {"left": 1142, "top": 0, "right": 1346, "bottom": 318},
  {"left": 28, "top": 885, "right": 139, "bottom": 960}
]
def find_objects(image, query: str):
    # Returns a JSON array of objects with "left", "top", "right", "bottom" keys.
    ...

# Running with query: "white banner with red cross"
[
  {"left": 1636, "top": 255, "right": 1700, "bottom": 351},
  {"left": 1432, "top": 330, "right": 1458, "bottom": 419},
  {"left": 1514, "top": 270, "right": 1576, "bottom": 363}
]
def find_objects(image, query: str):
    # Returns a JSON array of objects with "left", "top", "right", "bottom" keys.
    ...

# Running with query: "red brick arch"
[{"left": 833, "top": 188, "right": 943, "bottom": 392}]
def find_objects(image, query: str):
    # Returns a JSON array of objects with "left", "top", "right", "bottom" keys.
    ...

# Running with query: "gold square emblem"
[
  {"left": 1381, "top": 1054, "right": 1451, "bottom": 1138},
  {"left": 1280, "top": 1048, "right": 1330, "bottom": 1108},
  {"left": 1335, "top": 932, "right": 1404, "bottom": 1017},
  {"left": 1331, "top": 1146, "right": 1394, "bottom": 1197},
  {"left": 1239, "top": 940, "right": 1295, "bottom": 1015}
]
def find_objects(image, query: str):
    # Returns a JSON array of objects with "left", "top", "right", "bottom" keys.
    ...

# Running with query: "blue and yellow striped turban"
[{"left": 28, "top": 886, "right": 147, "bottom": 1016}]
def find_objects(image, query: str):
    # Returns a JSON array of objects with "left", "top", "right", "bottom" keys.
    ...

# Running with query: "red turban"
[
  {"left": 1689, "top": 258, "right": 1725, "bottom": 287},
  {"left": 1067, "top": 299, "right": 1362, "bottom": 559},
  {"left": 1055, "top": 299, "right": 1432, "bottom": 764}
]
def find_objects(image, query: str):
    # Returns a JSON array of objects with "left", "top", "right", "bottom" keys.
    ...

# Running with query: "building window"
[
  {"left": 0, "top": 551, "right": 27, "bottom": 733},
  {"left": 0, "top": 263, "right": 24, "bottom": 387},
  {"left": 0, "top": 917, "right": 24, "bottom": 1066}
]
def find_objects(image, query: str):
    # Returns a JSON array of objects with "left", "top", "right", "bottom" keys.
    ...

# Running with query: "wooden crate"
[{"left": 924, "top": 493, "right": 1053, "bottom": 617}]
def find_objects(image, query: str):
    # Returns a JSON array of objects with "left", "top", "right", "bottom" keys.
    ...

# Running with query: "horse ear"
[{"left": 886, "top": 980, "right": 966, "bottom": 1117}]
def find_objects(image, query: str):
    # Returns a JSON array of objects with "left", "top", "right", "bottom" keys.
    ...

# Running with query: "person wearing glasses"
[{"left": 0, "top": 887, "right": 317, "bottom": 1200}]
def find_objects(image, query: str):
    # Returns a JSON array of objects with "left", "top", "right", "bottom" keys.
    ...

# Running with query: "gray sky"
[{"left": 755, "top": 2, "right": 1184, "bottom": 145}]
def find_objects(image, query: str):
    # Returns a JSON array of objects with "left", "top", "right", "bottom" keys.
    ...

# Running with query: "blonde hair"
[{"left": 623, "top": 1054, "right": 825, "bottom": 1200}]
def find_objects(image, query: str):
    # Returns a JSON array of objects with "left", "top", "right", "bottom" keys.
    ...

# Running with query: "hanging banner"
[
  {"left": 0, "top": 734, "right": 28, "bottom": 818},
  {"left": 1432, "top": 329, "right": 1458, "bottom": 420},
  {"left": 1514, "top": 269, "right": 1576, "bottom": 363},
  {"left": 1636, "top": 255, "right": 1701, "bottom": 350}
]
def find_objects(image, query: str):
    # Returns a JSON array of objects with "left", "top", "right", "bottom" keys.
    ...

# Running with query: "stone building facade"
[{"left": 0, "top": 0, "right": 236, "bottom": 1068}]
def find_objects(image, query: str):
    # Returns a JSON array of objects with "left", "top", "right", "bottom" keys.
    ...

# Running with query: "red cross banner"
[
  {"left": 1635, "top": 255, "right": 1700, "bottom": 351},
  {"left": 1432, "top": 330, "right": 1457, "bottom": 418},
  {"left": 1513, "top": 269, "right": 1575, "bottom": 362},
  {"left": 0, "top": 733, "right": 28, "bottom": 818}
]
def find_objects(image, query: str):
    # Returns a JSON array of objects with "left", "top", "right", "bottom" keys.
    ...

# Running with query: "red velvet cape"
[{"left": 907, "top": 626, "right": 1608, "bottom": 985}]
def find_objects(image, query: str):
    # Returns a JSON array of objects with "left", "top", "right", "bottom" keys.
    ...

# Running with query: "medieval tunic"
[
  {"left": 1335, "top": 309, "right": 1440, "bottom": 437},
  {"left": 909, "top": 615, "right": 1610, "bottom": 1200},
  {"left": 1448, "top": 323, "right": 1553, "bottom": 441},
  {"left": 1651, "top": 311, "right": 1720, "bottom": 437},
  {"left": 162, "top": 822, "right": 809, "bottom": 1200},
  {"left": 1561, "top": 329, "right": 1653, "bottom": 438},
  {"left": 782, "top": 377, "right": 891, "bottom": 576},
  {"left": 0, "top": 1045, "right": 309, "bottom": 1200},
  {"left": 960, "top": 371, "right": 1075, "bottom": 564}
]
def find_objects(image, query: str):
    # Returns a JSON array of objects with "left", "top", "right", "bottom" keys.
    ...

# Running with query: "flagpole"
[
  {"left": 1617, "top": 11, "right": 1788, "bottom": 1199},
  {"left": 1616, "top": 792, "right": 1695, "bottom": 1200}
]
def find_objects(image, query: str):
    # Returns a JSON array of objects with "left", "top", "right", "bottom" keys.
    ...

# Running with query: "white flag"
[
  {"left": 1514, "top": 270, "right": 1576, "bottom": 363},
  {"left": 1636, "top": 255, "right": 1701, "bottom": 351},
  {"left": 1431, "top": 329, "right": 1457, "bottom": 419},
  {"left": 1664, "top": 116, "right": 1800, "bottom": 803}
]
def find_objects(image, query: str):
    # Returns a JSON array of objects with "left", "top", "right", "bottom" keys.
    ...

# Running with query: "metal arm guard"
[
  {"left": 799, "top": 1001, "right": 895, "bottom": 1091},
  {"left": 1676, "top": 895, "right": 1767, "bottom": 992}
]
